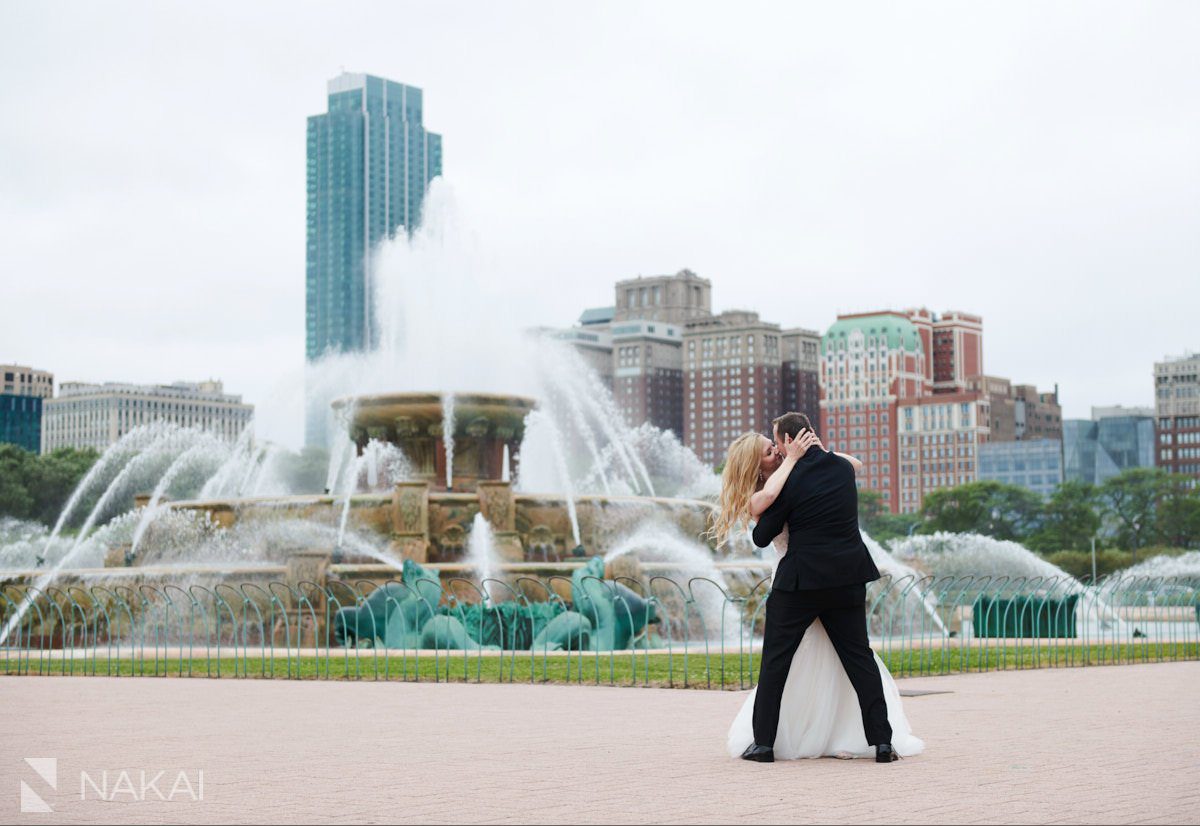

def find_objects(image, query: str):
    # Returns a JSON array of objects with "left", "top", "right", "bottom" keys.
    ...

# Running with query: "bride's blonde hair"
[{"left": 708, "top": 432, "right": 765, "bottom": 549}]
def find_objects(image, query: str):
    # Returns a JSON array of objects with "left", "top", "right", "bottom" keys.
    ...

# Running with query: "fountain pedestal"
[{"left": 391, "top": 481, "right": 431, "bottom": 563}]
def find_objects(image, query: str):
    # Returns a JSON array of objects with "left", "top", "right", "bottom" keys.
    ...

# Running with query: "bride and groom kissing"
[{"left": 713, "top": 412, "right": 923, "bottom": 763}]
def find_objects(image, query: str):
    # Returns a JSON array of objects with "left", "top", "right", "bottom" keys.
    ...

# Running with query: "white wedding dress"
[{"left": 726, "top": 528, "right": 925, "bottom": 759}]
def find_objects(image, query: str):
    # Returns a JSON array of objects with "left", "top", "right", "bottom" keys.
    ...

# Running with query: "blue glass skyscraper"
[
  {"left": 307, "top": 73, "right": 442, "bottom": 359},
  {"left": 306, "top": 73, "right": 442, "bottom": 443}
]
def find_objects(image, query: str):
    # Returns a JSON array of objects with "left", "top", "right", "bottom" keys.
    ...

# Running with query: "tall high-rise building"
[
  {"left": 684, "top": 311, "right": 782, "bottom": 467},
  {"left": 781, "top": 328, "right": 822, "bottom": 433},
  {"left": 909, "top": 309, "right": 984, "bottom": 395},
  {"left": 610, "top": 270, "right": 711, "bottom": 436},
  {"left": 820, "top": 312, "right": 927, "bottom": 513},
  {"left": 307, "top": 73, "right": 442, "bottom": 359},
  {"left": 1154, "top": 352, "right": 1200, "bottom": 481},
  {"left": 306, "top": 73, "right": 442, "bottom": 444},
  {"left": 897, "top": 392, "right": 991, "bottom": 512},
  {"left": 821, "top": 308, "right": 992, "bottom": 513}
]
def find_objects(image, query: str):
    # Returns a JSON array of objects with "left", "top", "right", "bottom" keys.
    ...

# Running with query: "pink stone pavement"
[{"left": 3, "top": 663, "right": 1198, "bottom": 824}]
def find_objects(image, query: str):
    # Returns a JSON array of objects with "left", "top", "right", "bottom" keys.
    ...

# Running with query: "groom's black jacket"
[{"left": 751, "top": 448, "right": 880, "bottom": 591}]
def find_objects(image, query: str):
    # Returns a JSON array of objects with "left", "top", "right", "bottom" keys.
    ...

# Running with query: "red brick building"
[
  {"left": 1155, "top": 353, "right": 1200, "bottom": 482},
  {"left": 819, "top": 312, "right": 928, "bottom": 513},
  {"left": 909, "top": 308, "right": 984, "bottom": 394},
  {"left": 781, "top": 328, "right": 822, "bottom": 434},
  {"left": 820, "top": 308, "right": 992, "bottom": 513},
  {"left": 684, "top": 311, "right": 783, "bottom": 467}
]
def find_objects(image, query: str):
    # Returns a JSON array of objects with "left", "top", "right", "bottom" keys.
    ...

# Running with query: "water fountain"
[
  {"left": 0, "top": 183, "right": 734, "bottom": 650},
  {"left": 5, "top": 181, "right": 1094, "bottom": 657}
]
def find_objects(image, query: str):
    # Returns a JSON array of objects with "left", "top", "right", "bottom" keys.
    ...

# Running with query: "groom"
[{"left": 741, "top": 412, "right": 897, "bottom": 764}]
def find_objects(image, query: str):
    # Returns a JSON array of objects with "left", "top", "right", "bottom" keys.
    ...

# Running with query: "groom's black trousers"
[{"left": 752, "top": 584, "right": 893, "bottom": 748}]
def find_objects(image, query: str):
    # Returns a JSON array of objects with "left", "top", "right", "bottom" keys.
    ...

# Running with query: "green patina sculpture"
[
  {"left": 531, "top": 610, "right": 592, "bottom": 651},
  {"left": 332, "top": 558, "right": 442, "bottom": 648},
  {"left": 570, "top": 556, "right": 659, "bottom": 650},
  {"left": 332, "top": 555, "right": 657, "bottom": 651}
]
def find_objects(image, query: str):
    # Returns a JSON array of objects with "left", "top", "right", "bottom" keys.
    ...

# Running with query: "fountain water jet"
[
  {"left": 129, "top": 436, "right": 228, "bottom": 562},
  {"left": 466, "top": 513, "right": 503, "bottom": 602},
  {"left": 442, "top": 394, "right": 456, "bottom": 490}
]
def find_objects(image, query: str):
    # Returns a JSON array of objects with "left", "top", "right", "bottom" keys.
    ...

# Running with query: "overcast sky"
[{"left": 2, "top": 1, "right": 1197, "bottom": 446}]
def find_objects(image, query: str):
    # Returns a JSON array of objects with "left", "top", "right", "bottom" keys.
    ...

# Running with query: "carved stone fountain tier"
[
  {"left": 332, "top": 392, "right": 536, "bottom": 493},
  {"left": 164, "top": 489, "right": 715, "bottom": 567},
  {"left": 128, "top": 390, "right": 716, "bottom": 573}
]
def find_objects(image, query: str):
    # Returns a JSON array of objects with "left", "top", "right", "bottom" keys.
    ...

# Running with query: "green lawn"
[{"left": 4, "top": 643, "right": 1196, "bottom": 688}]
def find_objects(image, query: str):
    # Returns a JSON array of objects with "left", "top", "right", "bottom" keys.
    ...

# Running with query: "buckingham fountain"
[
  {"left": 0, "top": 184, "right": 747, "bottom": 652},
  {"left": 0, "top": 384, "right": 733, "bottom": 653},
  {"left": 5, "top": 184, "right": 1191, "bottom": 657}
]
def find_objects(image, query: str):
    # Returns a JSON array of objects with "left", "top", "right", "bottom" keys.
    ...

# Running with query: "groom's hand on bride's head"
[{"left": 782, "top": 429, "right": 818, "bottom": 460}]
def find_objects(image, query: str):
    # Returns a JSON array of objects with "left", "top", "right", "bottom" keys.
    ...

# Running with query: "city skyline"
[{"left": 2, "top": 2, "right": 1197, "bottom": 448}]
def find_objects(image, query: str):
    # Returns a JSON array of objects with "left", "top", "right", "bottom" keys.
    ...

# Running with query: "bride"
[{"left": 712, "top": 430, "right": 924, "bottom": 760}]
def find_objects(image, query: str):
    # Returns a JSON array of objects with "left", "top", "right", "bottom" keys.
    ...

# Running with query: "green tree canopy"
[
  {"left": 1027, "top": 480, "right": 1100, "bottom": 553},
  {"left": 1100, "top": 468, "right": 1167, "bottom": 556},
  {"left": 0, "top": 444, "right": 35, "bottom": 519},
  {"left": 918, "top": 480, "right": 1042, "bottom": 541},
  {"left": 0, "top": 445, "right": 100, "bottom": 526},
  {"left": 1153, "top": 474, "right": 1200, "bottom": 549},
  {"left": 856, "top": 488, "right": 919, "bottom": 543}
]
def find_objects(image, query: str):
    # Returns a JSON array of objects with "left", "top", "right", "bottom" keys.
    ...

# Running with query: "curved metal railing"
[{"left": 1, "top": 573, "right": 1196, "bottom": 687}]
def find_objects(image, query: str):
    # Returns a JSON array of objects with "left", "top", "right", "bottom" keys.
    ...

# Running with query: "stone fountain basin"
[
  {"left": 331, "top": 391, "right": 537, "bottom": 492},
  {"left": 333, "top": 392, "right": 537, "bottom": 430},
  {"left": 156, "top": 488, "right": 717, "bottom": 566}
]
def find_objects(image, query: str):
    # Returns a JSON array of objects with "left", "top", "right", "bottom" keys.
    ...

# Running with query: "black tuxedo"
[
  {"left": 751, "top": 449, "right": 881, "bottom": 591},
  {"left": 750, "top": 448, "right": 892, "bottom": 748}
]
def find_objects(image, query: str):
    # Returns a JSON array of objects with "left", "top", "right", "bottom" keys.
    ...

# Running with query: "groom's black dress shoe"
[
  {"left": 740, "top": 744, "right": 774, "bottom": 763},
  {"left": 876, "top": 743, "right": 899, "bottom": 763}
]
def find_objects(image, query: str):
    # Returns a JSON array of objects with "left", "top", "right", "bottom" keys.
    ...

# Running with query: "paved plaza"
[{"left": 3, "top": 663, "right": 1197, "bottom": 824}]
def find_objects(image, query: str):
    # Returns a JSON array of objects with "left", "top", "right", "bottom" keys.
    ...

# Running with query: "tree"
[
  {"left": 870, "top": 512, "right": 921, "bottom": 543},
  {"left": 858, "top": 489, "right": 885, "bottom": 528},
  {"left": 855, "top": 489, "right": 920, "bottom": 542},
  {"left": 27, "top": 447, "right": 100, "bottom": 525},
  {"left": 1100, "top": 468, "right": 1167, "bottom": 559},
  {"left": 0, "top": 444, "right": 35, "bottom": 520},
  {"left": 0, "top": 445, "right": 99, "bottom": 527},
  {"left": 1027, "top": 481, "right": 1100, "bottom": 553},
  {"left": 1154, "top": 475, "right": 1200, "bottom": 548},
  {"left": 919, "top": 481, "right": 1042, "bottom": 541}
]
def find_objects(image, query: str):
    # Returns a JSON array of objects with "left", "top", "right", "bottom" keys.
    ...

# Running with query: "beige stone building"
[
  {"left": 41, "top": 379, "right": 253, "bottom": 453},
  {"left": 1, "top": 364, "right": 54, "bottom": 398},
  {"left": 613, "top": 269, "right": 712, "bottom": 325},
  {"left": 897, "top": 392, "right": 992, "bottom": 513}
]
